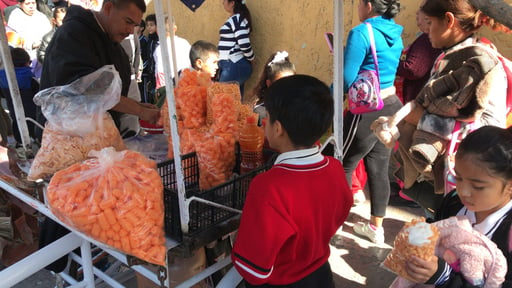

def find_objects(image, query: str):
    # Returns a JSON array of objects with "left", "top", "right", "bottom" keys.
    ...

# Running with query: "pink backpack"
[{"left": 347, "top": 22, "right": 384, "bottom": 114}]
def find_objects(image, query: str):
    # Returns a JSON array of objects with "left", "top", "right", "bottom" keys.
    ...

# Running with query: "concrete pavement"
[
  {"left": 330, "top": 195, "right": 423, "bottom": 287},
  {"left": 9, "top": 194, "right": 423, "bottom": 288}
]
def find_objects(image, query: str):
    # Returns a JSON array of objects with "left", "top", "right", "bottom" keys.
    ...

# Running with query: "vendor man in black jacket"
[
  {"left": 36, "top": 0, "right": 160, "bottom": 138},
  {"left": 38, "top": 0, "right": 159, "bottom": 273}
]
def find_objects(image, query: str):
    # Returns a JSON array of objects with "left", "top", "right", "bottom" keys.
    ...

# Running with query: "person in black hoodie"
[
  {"left": 37, "top": 0, "right": 160, "bottom": 140},
  {"left": 37, "top": 0, "right": 159, "bottom": 273}
]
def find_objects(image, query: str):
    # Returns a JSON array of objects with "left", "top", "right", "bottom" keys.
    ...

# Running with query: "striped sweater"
[{"left": 218, "top": 14, "right": 254, "bottom": 63}]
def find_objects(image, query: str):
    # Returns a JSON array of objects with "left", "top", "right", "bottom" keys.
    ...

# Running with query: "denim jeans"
[{"left": 218, "top": 58, "right": 252, "bottom": 95}]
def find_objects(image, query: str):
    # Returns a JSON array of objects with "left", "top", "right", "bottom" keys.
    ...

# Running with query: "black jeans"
[{"left": 343, "top": 95, "right": 403, "bottom": 217}]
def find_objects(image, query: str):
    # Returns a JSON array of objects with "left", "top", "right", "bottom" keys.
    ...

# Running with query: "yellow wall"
[{"left": 146, "top": 0, "right": 512, "bottom": 100}]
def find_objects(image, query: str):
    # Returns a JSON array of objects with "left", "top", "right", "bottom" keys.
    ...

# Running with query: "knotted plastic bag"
[
  {"left": 383, "top": 218, "right": 439, "bottom": 282},
  {"left": 28, "top": 65, "right": 126, "bottom": 180},
  {"left": 47, "top": 147, "right": 166, "bottom": 266}
]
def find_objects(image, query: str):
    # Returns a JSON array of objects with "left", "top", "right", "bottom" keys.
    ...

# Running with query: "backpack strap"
[
  {"left": 497, "top": 55, "right": 512, "bottom": 115},
  {"left": 434, "top": 190, "right": 463, "bottom": 222},
  {"left": 364, "top": 22, "right": 379, "bottom": 82},
  {"left": 474, "top": 38, "right": 512, "bottom": 123},
  {"left": 491, "top": 206, "right": 512, "bottom": 283}
]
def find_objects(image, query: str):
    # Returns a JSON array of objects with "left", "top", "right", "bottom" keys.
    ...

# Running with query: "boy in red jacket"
[{"left": 232, "top": 74, "right": 353, "bottom": 287}]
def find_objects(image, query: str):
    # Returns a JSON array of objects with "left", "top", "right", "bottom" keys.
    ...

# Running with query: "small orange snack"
[
  {"left": 47, "top": 147, "right": 166, "bottom": 266},
  {"left": 238, "top": 104, "right": 254, "bottom": 132},
  {"left": 383, "top": 218, "right": 439, "bottom": 280},
  {"left": 195, "top": 131, "right": 236, "bottom": 190},
  {"left": 175, "top": 70, "right": 211, "bottom": 129},
  {"left": 207, "top": 82, "right": 241, "bottom": 127}
]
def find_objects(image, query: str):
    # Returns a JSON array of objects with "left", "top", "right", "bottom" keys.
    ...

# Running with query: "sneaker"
[
  {"left": 353, "top": 222, "right": 384, "bottom": 244},
  {"left": 353, "top": 190, "right": 366, "bottom": 205}
]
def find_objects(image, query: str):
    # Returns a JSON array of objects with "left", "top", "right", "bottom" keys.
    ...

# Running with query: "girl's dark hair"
[
  {"left": 456, "top": 126, "right": 512, "bottom": 182},
  {"left": 252, "top": 52, "right": 295, "bottom": 105},
  {"left": 230, "top": 0, "right": 252, "bottom": 30},
  {"left": 363, "top": 0, "right": 400, "bottom": 19},
  {"left": 421, "top": 0, "right": 484, "bottom": 33}
]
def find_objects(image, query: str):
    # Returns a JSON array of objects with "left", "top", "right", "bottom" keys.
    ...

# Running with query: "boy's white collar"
[{"left": 274, "top": 146, "right": 323, "bottom": 165}]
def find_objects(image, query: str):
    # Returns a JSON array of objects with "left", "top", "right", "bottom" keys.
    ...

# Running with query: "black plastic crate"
[{"left": 157, "top": 152, "right": 270, "bottom": 243}]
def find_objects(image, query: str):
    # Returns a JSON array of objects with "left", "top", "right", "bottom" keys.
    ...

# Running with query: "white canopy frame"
[{"left": 0, "top": 18, "right": 32, "bottom": 152}]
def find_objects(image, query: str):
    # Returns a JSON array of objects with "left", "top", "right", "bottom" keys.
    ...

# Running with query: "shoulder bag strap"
[{"left": 365, "top": 22, "right": 379, "bottom": 82}]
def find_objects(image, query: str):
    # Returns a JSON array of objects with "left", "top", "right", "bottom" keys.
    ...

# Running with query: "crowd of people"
[{"left": 1, "top": 0, "right": 512, "bottom": 287}]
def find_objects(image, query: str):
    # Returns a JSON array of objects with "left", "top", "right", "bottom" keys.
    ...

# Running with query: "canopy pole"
[
  {"left": 332, "top": 0, "right": 344, "bottom": 160},
  {"left": 0, "top": 19, "right": 32, "bottom": 152},
  {"left": 154, "top": 0, "right": 190, "bottom": 234}
]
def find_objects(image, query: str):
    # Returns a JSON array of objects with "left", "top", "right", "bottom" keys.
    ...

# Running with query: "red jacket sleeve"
[{"left": 231, "top": 176, "right": 296, "bottom": 285}]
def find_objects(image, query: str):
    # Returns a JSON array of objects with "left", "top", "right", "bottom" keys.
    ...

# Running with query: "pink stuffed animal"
[{"left": 388, "top": 216, "right": 507, "bottom": 288}]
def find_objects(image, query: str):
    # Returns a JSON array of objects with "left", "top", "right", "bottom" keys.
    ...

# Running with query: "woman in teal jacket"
[{"left": 343, "top": 0, "right": 403, "bottom": 244}]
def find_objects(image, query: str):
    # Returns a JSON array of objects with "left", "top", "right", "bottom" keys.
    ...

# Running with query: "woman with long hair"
[{"left": 218, "top": 0, "right": 254, "bottom": 96}]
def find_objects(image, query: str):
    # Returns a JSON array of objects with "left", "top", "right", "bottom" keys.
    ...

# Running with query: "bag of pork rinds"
[
  {"left": 175, "top": 69, "right": 211, "bottom": 129},
  {"left": 207, "top": 82, "right": 241, "bottom": 133},
  {"left": 195, "top": 131, "right": 236, "bottom": 190},
  {"left": 47, "top": 147, "right": 166, "bottom": 266},
  {"left": 28, "top": 65, "right": 126, "bottom": 180},
  {"left": 383, "top": 218, "right": 439, "bottom": 282}
]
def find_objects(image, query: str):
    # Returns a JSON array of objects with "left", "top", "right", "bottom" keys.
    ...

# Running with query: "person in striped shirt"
[{"left": 218, "top": 0, "right": 254, "bottom": 96}]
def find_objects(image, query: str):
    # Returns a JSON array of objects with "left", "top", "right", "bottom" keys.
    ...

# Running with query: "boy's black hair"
[
  {"left": 189, "top": 40, "right": 219, "bottom": 69},
  {"left": 265, "top": 74, "right": 333, "bottom": 147},
  {"left": 145, "top": 13, "right": 156, "bottom": 24},
  {"left": 52, "top": 6, "right": 67, "bottom": 18},
  {"left": 10, "top": 47, "right": 30, "bottom": 67}
]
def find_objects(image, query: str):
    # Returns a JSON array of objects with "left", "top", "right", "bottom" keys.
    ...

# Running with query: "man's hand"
[
  {"left": 138, "top": 103, "right": 160, "bottom": 124},
  {"left": 112, "top": 97, "right": 160, "bottom": 124}
]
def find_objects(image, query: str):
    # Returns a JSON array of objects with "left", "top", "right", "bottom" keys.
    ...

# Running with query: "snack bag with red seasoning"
[{"left": 28, "top": 65, "right": 125, "bottom": 180}]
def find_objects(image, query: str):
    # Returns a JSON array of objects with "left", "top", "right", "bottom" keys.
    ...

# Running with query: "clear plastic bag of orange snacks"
[
  {"left": 160, "top": 97, "right": 171, "bottom": 135},
  {"left": 47, "top": 147, "right": 166, "bottom": 266},
  {"left": 207, "top": 82, "right": 241, "bottom": 135},
  {"left": 195, "top": 132, "right": 236, "bottom": 190},
  {"left": 175, "top": 70, "right": 211, "bottom": 129},
  {"left": 383, "top": 218, "right": 439, "bottom": 281},
  {"left": 28, "top": 65, "right": 125, "bottom": 180},
  {"left": 29, "top": 114, "right": 126, "bottom": 180},
  {"left": 180, "top": 127, "right": 207, "bottom": 155}
]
